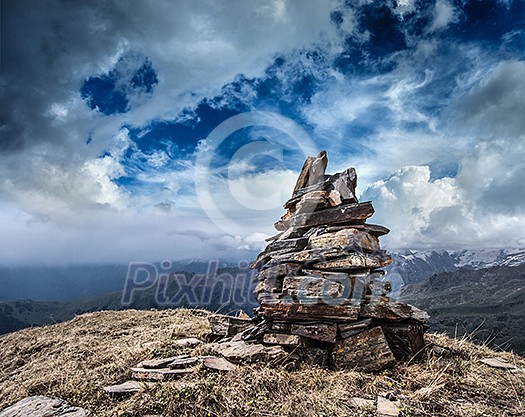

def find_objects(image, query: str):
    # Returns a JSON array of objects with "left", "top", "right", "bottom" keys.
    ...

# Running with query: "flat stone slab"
[
  {"left": 264, "top": 237, "right": 309, "bottom": 254},
  {"left": 311, "top": 251, "right": 392, "bottom": 270},
  {"left": 360, "top": 302, "right": 430, "bottom": 323},
  {"left": 103, "top": 381, "right": 152, "bottom": 395},
  {"left": 274, "top": 201, "right": 374, "bottom": 231},
  {"left": 258, "top": 303, "right": 360, "bottom": 322},
  {"left": 131, "top": 367, "right": 195, "bottom": 380},
  {"left": 138, "top": 355, "right": 189, "bottom": 369},
  {"left": 307, "top": 228, "right": 380, "bottom": 252},
  {"left": 339, "top": 318, "right": 372, "bottom": 339},
  {"left": 332, "top": 327, "right": 396, "bottom": 372},
  {"left": 169, "top": 357, "right": 200, "bottom": 369},
  {"left": 0, "top": 396, "right": 90, "bottom": 417},
  {"left": 202, "top": 356, "right": 237, "bottom": 372},
  {"left": 282, "top": 275, "right": 350, "bottom": 301}
]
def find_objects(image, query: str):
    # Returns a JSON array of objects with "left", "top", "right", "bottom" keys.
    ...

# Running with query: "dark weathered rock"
[
  {"left": 362, "top": 272, "right": 393, "bottom": 303},
  {"left": 291, "top": 180, "right": 328, "bottom": 200},
  {"left": 293, "top": 347, "right": 329, "bottom": 366},
  {"left": 290, "top": 322, "right": 338, "bottom": 343},
  {"left": 250, "top": 247, "right": 303, "bottom": 269},
  {"left": 338, "top": 318, "right": 372, "bottom": 331},
  {"left": 292, "top": 150, "right": 328, "bottom": 193},
  {"left": 259, "top": 303, "right": 360, "bottom": 321},
  {"left": 202, "top": 356, "right": 237, "bottom": 372},
  {"left": 274, "top": 201, "right": 374, "bottom": 231},
  {"left": 325, "top": 223, "right": 390, "bottom": 237},
  {"left": 380, "top": 323, "right": 426, "bottom": 360},
  {"left": 211, "top": 340, "right": 287, "bottom": 363},
  {"left": 332, "top": 326, "right": 396, "bottom": 372},
  {"left": 255, "top": 262, "right": 302, "bottom": 279},
  {"left": 240, "top": 320, "right": 271, "bottom": 342},
  {"left": 284, "top": 190, "right": 333, "bottom": 211},
  {"left": 257, "top": 292, "right": 281, "bottom": 304},
  {"left": 265, "top": 237, "right": 309, "bottom": 254},
  {"left": 360, "top": 302, "right": 430, "bottom": 323},
  {"left": 208, "top": 315, "right": 254, "bottom": 338},
  {"left": 263, "top": 333, "right": 306, "bottom": 346},
  {"left": 327, "top": 168, "right": 358, "bottom": 203},
  {"left": 254, "top": 277, "right": 284, "bottom": 294},
  {"left": 340, "top": 329, "right": 366, "bottom": 339},
  {"left": 0, "top": 396, "right": 91, "bottom": 417}
]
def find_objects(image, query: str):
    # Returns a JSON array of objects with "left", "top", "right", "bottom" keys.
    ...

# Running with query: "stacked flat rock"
[{"left": 209, "top": 151, "right": 430, "bottom": 372}]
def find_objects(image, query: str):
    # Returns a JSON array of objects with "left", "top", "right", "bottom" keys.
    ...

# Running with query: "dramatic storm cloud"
[{"left": 1, "top": 0, "right": 524, "bottom": 265}]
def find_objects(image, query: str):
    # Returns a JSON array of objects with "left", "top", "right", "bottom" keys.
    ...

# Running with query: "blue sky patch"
[{"left": 80, "top": 51, "right": 158, "bottom": 115}]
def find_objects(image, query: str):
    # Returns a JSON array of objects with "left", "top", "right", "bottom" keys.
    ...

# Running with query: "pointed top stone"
[{"left": 293, "top": 150, "right": 328, "bottom": 194}]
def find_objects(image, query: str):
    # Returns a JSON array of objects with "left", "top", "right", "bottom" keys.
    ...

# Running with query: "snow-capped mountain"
[{"left": 388, "top": 248, "right": 525, "bottom": 284}]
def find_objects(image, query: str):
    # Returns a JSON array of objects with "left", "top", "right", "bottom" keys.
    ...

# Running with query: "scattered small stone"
[
  {"left": 139, "top": 355, "right": 189, "bottom": 369},
  {"left": 103, "top": 381, "right": 152, "bottom": 396},
  {"left": 202, "top": 356, "right": 237, "bottom": 372},
  {"left": 350, "top": 397, "right": 374, "bottom": 409},
  {"left": 479, "top": 357, "right": 518, "bottom": 370},
  {"left": 376, "top": 396, "right": 399, "bottom": 417}
]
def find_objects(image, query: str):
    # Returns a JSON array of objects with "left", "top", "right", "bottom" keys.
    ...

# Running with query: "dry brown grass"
[{"left": 1, "top": 308, "right": 524, "bottom": 416}]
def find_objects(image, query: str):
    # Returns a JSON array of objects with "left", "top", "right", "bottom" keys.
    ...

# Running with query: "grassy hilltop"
[{"left": 1, "top": 309, "right": 524, "bottom": 417}]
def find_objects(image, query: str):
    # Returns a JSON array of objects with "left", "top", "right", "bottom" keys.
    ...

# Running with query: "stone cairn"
[{"left": 208, "top": 150, "right": 430, "bottom": 372}]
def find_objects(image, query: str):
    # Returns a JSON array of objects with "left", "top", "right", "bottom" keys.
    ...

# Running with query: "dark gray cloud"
[{"left": 1, "top": 0, "right": 524, "bottom": 265}]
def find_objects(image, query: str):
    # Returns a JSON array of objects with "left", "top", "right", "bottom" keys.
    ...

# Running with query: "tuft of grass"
[{"left": 1, "top": 309, "right": 524, "bottom": 416}]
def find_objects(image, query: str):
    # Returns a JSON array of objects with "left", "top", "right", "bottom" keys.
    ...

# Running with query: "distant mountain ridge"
[
  {"left": 2, "top": 249, "right": 525, "bottom": 354},
  {"left": 389, "top": 248, "right": 525, "bottom": 284}
]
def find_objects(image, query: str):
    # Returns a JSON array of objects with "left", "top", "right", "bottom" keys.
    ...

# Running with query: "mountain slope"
[
  {"left": 401, "top": 264, "right": 525, "bottom": 354},
  {"left": 0, "top": 269, "right": 256, "bottom": 334}
]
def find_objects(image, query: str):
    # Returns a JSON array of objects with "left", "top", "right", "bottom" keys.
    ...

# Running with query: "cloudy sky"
[{"left": 1, "top": 0, "right": 524, "bottom": 266}]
